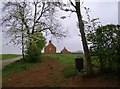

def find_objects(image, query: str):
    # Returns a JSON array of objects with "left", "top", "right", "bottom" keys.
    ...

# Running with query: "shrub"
[
  {"left": 25, "top": 33, "right": 46, "bottom": 62},
  {"left": 88, "top": 24, "right": 120, "bottom": 73}
]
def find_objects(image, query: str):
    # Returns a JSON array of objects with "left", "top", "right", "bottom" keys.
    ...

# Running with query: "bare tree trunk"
[
  {"left": 99, "top": 56, "right": 104, "bottom": 72},
  {"left": 75, "top": 2, "right": 92, "bottom": 73},
  {"left": 22, "top": 1, "right": 25, "bottom": 61},
  {"left": 22, "top": 24, "right": 25, "bottom": 60},
  {"left": 22, "top": 34, "right": 25, "bottom": 60}
]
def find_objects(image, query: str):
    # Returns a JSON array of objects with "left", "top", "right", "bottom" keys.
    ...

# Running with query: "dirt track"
[
  {"left": 2, "top": 56, "right": 67, "bottom": 87},
  {"left": 2, "top": 56, "right": 120, "bottom": 87}
]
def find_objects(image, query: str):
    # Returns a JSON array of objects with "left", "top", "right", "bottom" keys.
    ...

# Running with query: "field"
[
  {"left": 2, "top": 53, "right": 120, "bottom": 87},
  {"left": 0, "top": 54, "right": 21, "bottom": 60}
]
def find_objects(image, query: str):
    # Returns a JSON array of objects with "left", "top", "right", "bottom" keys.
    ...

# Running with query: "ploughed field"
[{"left": 2, "top": 54, "right": 120, "bottom": 87}]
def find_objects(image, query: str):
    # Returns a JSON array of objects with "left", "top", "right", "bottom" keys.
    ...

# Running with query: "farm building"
[
  {"left": 44, "top": 40, "right": 56, "bottom": 53},
  {"left": 61, "top": 47, "right": 70, "bottom": 54}
]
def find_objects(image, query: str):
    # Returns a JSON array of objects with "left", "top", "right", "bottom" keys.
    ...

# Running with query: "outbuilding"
[{"left": 61, "top": 47, "right": 70, "bottom": 54}]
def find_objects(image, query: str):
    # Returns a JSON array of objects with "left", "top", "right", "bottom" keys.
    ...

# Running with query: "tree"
[
  {"left": 87, "top": 24, "right": 120, "bottom": 73},
  {"left": 2, "top": 0, "right": 66, "bottom": 62},
  {"left": 53, "top": 0, "right": 93, "bottom": 73}
]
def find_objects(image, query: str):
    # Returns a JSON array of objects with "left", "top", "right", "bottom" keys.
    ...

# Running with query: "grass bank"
[
  {"left": 45, "top": 53, "right": 84, "bottom": 77},
  {"left": 0, "top": 54, "right": 21, "bottom": 60},
  {"left": 2, "top": 53, "right": 84, "bottom": 78},
  {"left": 2, "top": 59, "right": 40, "bottom": 76}
]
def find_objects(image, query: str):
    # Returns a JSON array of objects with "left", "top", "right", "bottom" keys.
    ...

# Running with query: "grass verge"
[
  {"left": 2, "top": 59, "right": 40, "bottom": 76},
  {"left": 45, "top": 53, "right": 84, "bottom": 78},
  {"left": 0, "top": 54, "right": 21, "bottom": 60}
]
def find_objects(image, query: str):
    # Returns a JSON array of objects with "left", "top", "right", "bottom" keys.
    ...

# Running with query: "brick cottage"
[
  {"left": 44, "top": 40, "right": 56, "bottom": 53},
  {"left": 44, "top": 40, "right": 70, "bottom": 54}
]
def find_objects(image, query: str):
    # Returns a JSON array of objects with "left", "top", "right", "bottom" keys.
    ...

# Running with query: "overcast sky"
[{"left": 1, "top": 0, "right": 120, "bottom": 54}]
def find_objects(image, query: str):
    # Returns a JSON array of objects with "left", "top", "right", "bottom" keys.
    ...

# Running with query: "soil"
[
  {"left": 67, "top": 75, "right": 120, "bottom": 87},
  {"left": 2, "top": 56, "right": 120, "bottom": 87}
]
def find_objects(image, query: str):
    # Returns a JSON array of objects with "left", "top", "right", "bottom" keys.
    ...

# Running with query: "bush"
[
  {"left": 88, "top": 24, "right": 120, "bottom": 73},
  {"left": 80, "top": 69, "right": 97, "bottom": 78},
  {"left": 25, "top": 44, "right": 41, "bottom": 62},
  {"left": 25, "top": 33, "right": 46, "bottom": 62}
]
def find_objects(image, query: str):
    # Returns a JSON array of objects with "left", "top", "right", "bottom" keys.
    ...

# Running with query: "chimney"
[{"left": 49, "top": 40, "right": 51, "bottom": 43}]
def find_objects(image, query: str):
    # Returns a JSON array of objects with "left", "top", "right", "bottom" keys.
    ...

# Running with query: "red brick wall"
[
  {"left": 61, "top": 48, "right": 70, "bottom": 54},
  {"left": 44, "top": 43, "right": 56, "bottom": 53}
]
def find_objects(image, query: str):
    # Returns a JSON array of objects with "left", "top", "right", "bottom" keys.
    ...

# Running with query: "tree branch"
[
  {"left": 60, "top": 8, "right": 76, "bottom": 12},
  {"left": 32, "top": 1, "right": 37, "bottom": 33},
  {"left": 69, "top": 0, "right": 76, "bottom": 8},
  {"left": 36, "top": 2, "right": 45, "bottom": 23},
  {"left": 39, "top": 27, "right": 51, "bottom": 32}
]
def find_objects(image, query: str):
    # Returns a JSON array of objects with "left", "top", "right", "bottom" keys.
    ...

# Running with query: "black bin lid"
[{"left": 75, "top": 56, "right": 81, "bottom": 59}]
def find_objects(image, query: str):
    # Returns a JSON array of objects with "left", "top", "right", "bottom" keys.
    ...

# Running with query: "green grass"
[
  {"left": 45, "top": 53, "right": 84, "bottom": 77},
  {"left": 2, "top": 53, "right": 84, "bottom": 78},
  {"left": 0, "top": 54, "right": 21, "bottom": 60},
  {"left": 2, "top": 59, "right": 40, "bottom": 76}
]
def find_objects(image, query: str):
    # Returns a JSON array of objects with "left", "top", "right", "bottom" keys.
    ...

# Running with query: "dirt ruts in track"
[
  {"left": 2, "top": 56, "right": 120, "bottom": 87},
  {"left": 2, "top": 56, "right": 67, "bottom": 87}
]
